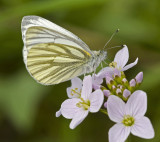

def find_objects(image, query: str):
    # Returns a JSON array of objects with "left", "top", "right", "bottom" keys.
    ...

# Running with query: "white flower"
[
  {"left": 107, "top": 90, "right": 154, "bottom": 142},
  {"left": 92, "top": 74, "right": 103, "bottom": 90},
  {"left": 67, "top": 77, "right": 82, "bottom": 98},
  {"left": 56, "top": 77, "right": 82, "bottom": 117},
  {"left": 59, "top": 75, "right": 104, "bottom": 129},
  {"left": 112, "top": 45, "right": 138, "bottom": 71},
  {"left": 97, "top": 45, "right": 138, "bottom": 79}
]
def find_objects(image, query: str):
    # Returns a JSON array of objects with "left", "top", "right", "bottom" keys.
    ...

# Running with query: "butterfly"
[{"left": 21, "top": 16, "right": 107, "bottom": 85}]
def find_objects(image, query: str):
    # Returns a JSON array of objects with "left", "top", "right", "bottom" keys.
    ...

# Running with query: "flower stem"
[{"left": 100, "top": 109, "right": 108, "bottom": 116}]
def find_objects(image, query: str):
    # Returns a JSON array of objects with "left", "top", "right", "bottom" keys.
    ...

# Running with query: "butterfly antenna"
[{"left": 103, "top": 29, "right": 119, "bottom": 50}]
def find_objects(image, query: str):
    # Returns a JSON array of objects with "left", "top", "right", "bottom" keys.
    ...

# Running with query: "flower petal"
[
  {"left": 92, "top": 74, "right": 103, "bottom": 90},
  {"left": 67, "top": 87, "right": 81, "bottom": 98},
  {"left": 126, "top": 90, "right": 147, "bottom": 119},
  {"left": 61, "top": 98, "right": 80, "bottom": 119},
  {"left": 98, "top": 67, "right": 114, "bottom": 79},
  {"left": 67, "top": 87, "right": 72, "bottom": 98},
  {"left": 122, "top": 58, "right": 138, "bottom": 71},
  {"left": 81, "top": 75, "right": 92, "bottom": 100},
  {"left": 72, "top": 77, "right": 83, "bottom": 88},
  {"left": 89, "top": 89, "right": 104, "bottom": 113},
  {"left": 114, "top": 45, "right": 129, "bottom": 68},
  {"left": 70, "top": 110, "right": 89, "bottom": 129},
  {"left": 131, "top": 116, "right": 155, "bottom": 139},
  {"left": 67, "top": 77, "right": 82, "bottom": 98},
  {"left": 107, "top": 95, "right": 125, "bottom": 123},
  {"left": 109, "top": 123, "right": 130, "bottom": 142},
  {"left": 92, "top": 83, "right": 101, "bottom": 90},
  {"left": 56, "top": 109, "right": 61, "bottom": 117},
  {"left": 92, "top": 74, "right": 103, "bottom": 85}
]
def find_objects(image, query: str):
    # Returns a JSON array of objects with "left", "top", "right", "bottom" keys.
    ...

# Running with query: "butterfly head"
[
  {"left": 99, "top": 50, "right": 107, "bottom": 60},
  {"left": 93, "top": 50, "right": 107, "bottom": 61}
]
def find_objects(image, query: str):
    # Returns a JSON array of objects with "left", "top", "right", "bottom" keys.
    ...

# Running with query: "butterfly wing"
[
  {"left": 21, "top": 16, "right": 94, "bottom": 85},
  {"left": 27, "top": 43, "right": 91, "bottom": 85}
]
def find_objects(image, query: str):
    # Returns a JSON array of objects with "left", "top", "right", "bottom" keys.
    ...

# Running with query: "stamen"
[
  {"left": 71, "top": 88, "right": 81, "bottom": 97},
  {"left": 109, "top": 62, "right": 117, "bottom": 68},
  {"left": 76, "top": 103, "right": 82, "bottom": 108},
  {"left": 76, "top": 98, "right": 90, "bottom": 110},
  {"left": 122, "top": 115, "right": 135, "bottom": 126}
]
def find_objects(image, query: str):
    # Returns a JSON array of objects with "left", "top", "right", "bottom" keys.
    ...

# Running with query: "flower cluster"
[{"left": 56, "top": 45, "right": 154, "bottom": 142}]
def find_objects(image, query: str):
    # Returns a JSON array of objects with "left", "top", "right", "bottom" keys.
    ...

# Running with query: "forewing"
[
  {"left": 26, "top": 43, "right": 91, "bottom": 85},
  {"left": 22, "top": 16, "right": 93, "bottom": 64}
]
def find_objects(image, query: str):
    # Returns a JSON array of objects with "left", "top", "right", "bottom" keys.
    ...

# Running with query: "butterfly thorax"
[{"left": 86, "top": 50, "right": 107, "bottom": 73}]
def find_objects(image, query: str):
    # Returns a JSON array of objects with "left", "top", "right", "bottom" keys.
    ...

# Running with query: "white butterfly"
[{"left": 21, "top": 16, "right": 107, "bottom": 85}]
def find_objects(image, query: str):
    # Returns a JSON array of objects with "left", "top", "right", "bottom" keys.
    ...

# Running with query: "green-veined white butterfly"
[{"left": 21, "top": 16, "right": 107, "bottom": 85}]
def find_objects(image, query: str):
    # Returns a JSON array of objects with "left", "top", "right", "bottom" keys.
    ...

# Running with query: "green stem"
[{"left": 100, "top": 109, "right": 108, "bottom": 116}]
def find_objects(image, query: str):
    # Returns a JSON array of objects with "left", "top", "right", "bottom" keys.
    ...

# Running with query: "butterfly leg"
[
  {"left": 103, "top": 60, "right": 108, "bottom": 65},
  {"left": 92, "top": 66, "right": 97, "bottom": 80},
  {"left": 101, "top": 62, "right": 103, "bottom": 69}
]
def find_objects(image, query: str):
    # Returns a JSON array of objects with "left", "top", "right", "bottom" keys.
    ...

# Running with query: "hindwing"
[{"left": 26, "top": 43, "right": 92, "bottom": 85}]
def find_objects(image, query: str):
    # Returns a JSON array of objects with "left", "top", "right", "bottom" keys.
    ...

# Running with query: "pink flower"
[
  {"left": 92, "top": 74, "right": 103, "bottom": 90},
  {"left": 58, "top": 75, "right": 104, "bottom": 129},
  {"left": 98, "top": 45, "right": 138, "bottom": 79},
  {"left": 107, "top": 90, "right": 154, "bottom": 142},
  {"left": 67, "top": 77, "right": 82, "bottom": 98},
  {"left": 112, "top": 45, "right": 138, "bottom": 71},
  {"left": 56, "top": 77, "right": 82, "bottom": 117}
]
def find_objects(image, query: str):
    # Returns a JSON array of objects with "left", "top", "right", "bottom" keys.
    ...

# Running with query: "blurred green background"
[{"left": 0, "top": 0, "right": 160, "bottom": 141}]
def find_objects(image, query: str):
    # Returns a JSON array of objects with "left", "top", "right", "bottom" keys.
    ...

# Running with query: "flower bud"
[
  {"left": 113, "top": 69, "right": 121, "bottom": 78},
  {"left": 122, "top": 78, "right": 127, "bottom": 83},
  {"left": 116, "top": 88, "right": 122, "bottom": 95},
  {"left": 117, "top": 85, "right": 123, "bottom": 90},
  {"left": 122, "top": 78, "right": 129, "bottom": 87},
  {"left": 135, "top": 72, "right": 143, "bottom": 84},
  {"left": 104, "top": 101, "right": 107, "bottom": 108},
  {"left": 103, "top": 90, "right": 111, "bottom": 97},
  {"left": 106, "top": 76, "right": 113, "bottom": 84},
  {"left": 106, "top": 76, "right": 114, "bottom": 89},
  {"left": 123, "top": 89, "right": 131, "bottom": 98},
  {"left": 112, "top": 85, "right": 116, "bottom": 90},
  {"left": 129, "top": 79, "right": 136, "bottom": 87}
]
